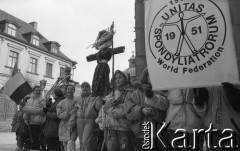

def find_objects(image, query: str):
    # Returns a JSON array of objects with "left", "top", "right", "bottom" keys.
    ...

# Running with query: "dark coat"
[
  {"left": 11, "top": 110, "right": 24, "bottom": 132},
  {"left": 43, "top": 98, "right": 62, "bottom": 138}
]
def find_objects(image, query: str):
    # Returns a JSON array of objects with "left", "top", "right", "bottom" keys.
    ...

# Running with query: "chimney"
[{"left": 29, "top": 21, "right": 38, "bottom": 30}]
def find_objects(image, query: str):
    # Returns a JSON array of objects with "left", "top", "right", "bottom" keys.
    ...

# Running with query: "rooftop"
[{"left": 0, "top": 9, "right": 76, "bottom": 65}]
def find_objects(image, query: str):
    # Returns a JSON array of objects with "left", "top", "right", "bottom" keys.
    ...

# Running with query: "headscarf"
[{"left": 114, "top": 70, "right": 131, "bottom": 91}]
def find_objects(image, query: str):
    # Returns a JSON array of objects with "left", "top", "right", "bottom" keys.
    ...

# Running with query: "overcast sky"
[{"left": 0, "top": 0, "right": 135, "bottom": 85}]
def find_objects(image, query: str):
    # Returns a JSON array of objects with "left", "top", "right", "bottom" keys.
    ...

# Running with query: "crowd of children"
[{"left": 11, "top": 67, "right": 240, "bottom": 151}]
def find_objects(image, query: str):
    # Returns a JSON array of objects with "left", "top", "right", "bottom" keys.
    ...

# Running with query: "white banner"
[{"left": 145, "top": 0, "right": 239, "bottom": 90}]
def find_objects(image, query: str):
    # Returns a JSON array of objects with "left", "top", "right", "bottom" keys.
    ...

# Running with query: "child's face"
[
  {"left": 66, "top": 85, "right": 75, "bottom": 96},
  {"left": 115, "top": 73, "right": 127, "bottom": 88},
  {"left": 33, "top": 87, "right": 41, "bottom": 96},
  {"left": 81, "top": 84, "right": 90, "bottom": 93}
]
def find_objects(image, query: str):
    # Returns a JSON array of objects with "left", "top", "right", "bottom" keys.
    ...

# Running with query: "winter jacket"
[
  {"left": 197, "top": 86, "right": 240, "bottom": 134},
  {"left": 95, "top": 88, "right": 133, "bottom": 131},
  {"left": 56, "top": 98, "right": 77, "bottom": 141},
  {"left": 125, "top": 89, "right": 168, "bottom": 138},
  {"left": 43, "top": 98, "right": 62, "bottom": 138},
  {"left": 23, "top": 96, "right": 46, "bottom": 125},
  {"left": 148, "top": 89, "right": 206, "bottom": 132},
  {"left": 75, "top": 93, "right": 102, "bottom": 120},
  {"left": 11, "top": 110, "right": 24, "bottom": 132}
]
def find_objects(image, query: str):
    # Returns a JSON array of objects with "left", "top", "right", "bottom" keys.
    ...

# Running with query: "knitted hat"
[{"left": 81, "top": 82, "right": 90, "bottom": 89}]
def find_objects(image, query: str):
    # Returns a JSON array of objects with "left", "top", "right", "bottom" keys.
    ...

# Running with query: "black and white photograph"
[{"left": 0, "top": 0, "right": 239, "bottom": 151}]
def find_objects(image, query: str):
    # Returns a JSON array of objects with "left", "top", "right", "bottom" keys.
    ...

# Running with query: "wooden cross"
[
  {"left": 86, "top": 46, "right": 125, "bottom": 62},
  {"left": 86, "top": 46, "right": 125, "bottom": 97}
]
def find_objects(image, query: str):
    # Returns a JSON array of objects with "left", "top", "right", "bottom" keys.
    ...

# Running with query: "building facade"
[
  {"left": 125, "top": 53, "right": 137, "bottom": 82},
  {"left": 0, "top": 9, "right": 76, "bottom": 120},
  {"left": 134, "top": 0, "right": 240, "bottom": 78}
]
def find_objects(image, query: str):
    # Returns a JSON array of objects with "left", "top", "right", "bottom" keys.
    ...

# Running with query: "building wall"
[
  {"left": 135, "top": 0, "right": 146, "bottom": 80},
  {"left": 135, "top": 0, "right": 240, "bottom": 79},
  {"left": 0, "top": 34, "right": 72, "bottom": 91}
]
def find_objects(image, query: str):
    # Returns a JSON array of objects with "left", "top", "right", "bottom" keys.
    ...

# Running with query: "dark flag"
[{"left": 2, "top": 63, "right": 32, "bottom": 104}]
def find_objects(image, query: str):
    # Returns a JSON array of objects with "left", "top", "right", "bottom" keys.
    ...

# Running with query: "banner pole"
[{"left": 111, "top": 21, "right": 115, "bottom": 97}]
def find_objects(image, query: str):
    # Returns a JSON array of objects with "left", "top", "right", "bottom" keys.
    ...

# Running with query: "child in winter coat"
[
  {"left": 144, "top": 86, "right": 207, "bottom": 150},
  {"left": 23, "top": 85, "right": 46, "bottom": 151},
  {"left": 76, "top": 82, "right": 103, "bottom": 151},
  {"left": 43, "top": 88, "right": 65, "bottom": 151},
  {"left": 12, "top": 101, "right": 26, "bottom": 151},
  {"left": 96, "top": 70, "right": 135, "bottom": 151},
  {"left": 57, "top": 84, "right": 78, "bottom": 151},
  {"left": 125, "top": 68, "right": 168, "bottom": 151}
]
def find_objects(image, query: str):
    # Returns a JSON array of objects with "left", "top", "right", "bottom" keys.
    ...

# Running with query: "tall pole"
[
  {"left": 111, "top": 22, "right": 115, "bottom": 97},
  {"left": 101, "top": 22, "right": 115, "bottom": 151}
]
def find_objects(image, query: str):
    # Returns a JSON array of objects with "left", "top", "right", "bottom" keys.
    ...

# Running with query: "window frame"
[
  {"left": 46, "top": 62, "right": 53, "bottom": 78},
  {"left": 7, "top": 50, "right": 19, "bottom": 68},
  {"left": 28, "top": 57, "right": 38, "bottom": 74},
  {"left": 32, "top": 35, "right": 39, "bottom": 46},
  {"left": 60, "top": 66, "right": 65, "bottom": 78},
  {"left": 52, "top": 47, "right": 58, "bottom": 54},
  {"left": 7, "top": 23, "right": 17, "bottom": 37}
]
